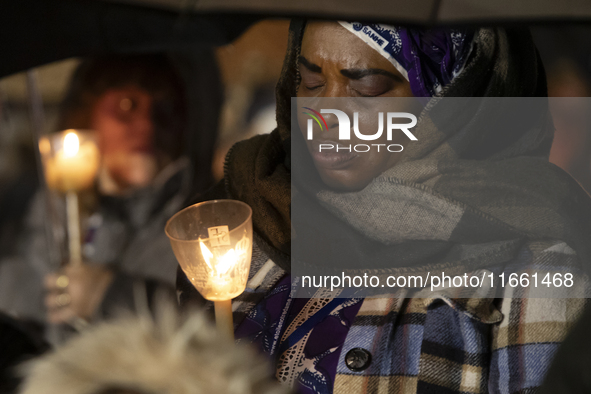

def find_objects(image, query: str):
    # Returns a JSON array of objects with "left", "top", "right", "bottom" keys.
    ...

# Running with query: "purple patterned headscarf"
[{"left": 338, "top": 22, "right": 475, "bottom": 97}]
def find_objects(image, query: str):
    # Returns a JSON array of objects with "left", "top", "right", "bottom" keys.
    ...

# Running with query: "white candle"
[
  {"left": 209, "top": 275, "right": 234, "bottom": 298},
  {"left": 165, "top": 200, "right": 254, "bottom": 341},
  {"left": 39, "top": 130, "right": 100, "bottom": 266},
  {"left": 43, "top": 131, "right": 100, "bottom": 193}
]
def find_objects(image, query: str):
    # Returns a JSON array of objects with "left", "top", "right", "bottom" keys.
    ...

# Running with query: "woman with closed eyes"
[{"left": 178, "top": 20, "right": 591, "bottom": 394}]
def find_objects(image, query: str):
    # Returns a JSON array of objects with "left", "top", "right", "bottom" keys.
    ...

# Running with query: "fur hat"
[{"left": 19, "top": 305, "right": 288, "bottom": 394}]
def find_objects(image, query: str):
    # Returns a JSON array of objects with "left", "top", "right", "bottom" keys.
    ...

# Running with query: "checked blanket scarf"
[
  {"left": 178, "top": 20, "right": 591, "bottom": 394},
  {"left": 217, "top": 244, "right": 586, "bottom": 394},
  {"left": 178, "top": 239, "right": 588, "bottom": 393}
]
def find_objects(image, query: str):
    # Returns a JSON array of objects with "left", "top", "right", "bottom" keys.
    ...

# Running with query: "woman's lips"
[{"left": 309, "top": 141, "right": 358, "bottom": 170}]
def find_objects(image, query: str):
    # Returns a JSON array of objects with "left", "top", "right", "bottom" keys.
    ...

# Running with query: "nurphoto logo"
[{"left": 303, "top": 107, "right": 418, "bottom": 153}]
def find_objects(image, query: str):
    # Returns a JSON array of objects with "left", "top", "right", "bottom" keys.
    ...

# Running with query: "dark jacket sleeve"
[{"left": 99, "top": 271, "right": 176, "bottom": 319}]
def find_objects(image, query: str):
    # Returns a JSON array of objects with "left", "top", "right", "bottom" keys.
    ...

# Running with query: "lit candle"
[
  {"left": 42, "top": 131, "right": 100, "bottom": 193},
  {"left": 39, "top": 130, "right": 100, "bottom": 266},
  {"left": 199, "top": 238, "right": 249, "bottom": 301},
  {"left": 165, "top": 200, "right": 253, "bottom": 341}
]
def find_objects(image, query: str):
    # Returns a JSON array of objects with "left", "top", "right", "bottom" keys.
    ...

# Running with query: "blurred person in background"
[
  {"left": 533, "top": 27, "right": 591, "bottom": 194},
  {"left": 546, "top": 60, "right": 591, "bottom": 193},
  {"left": 0, "top": 52, "right": 222, "bottom": 329},
  {"left": 528, "top": 27, "right": 591, "bottom": 394}
]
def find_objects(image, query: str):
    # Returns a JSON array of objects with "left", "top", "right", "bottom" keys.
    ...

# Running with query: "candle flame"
[
  {"left": 199, "top": 241, "right": 214, "bottom": 270},
  {"left": 199, "top": 235, "right": 249, "bottom": 277},
  {"left": 63, "top": 132, "right": 80, "bottom": 157}
]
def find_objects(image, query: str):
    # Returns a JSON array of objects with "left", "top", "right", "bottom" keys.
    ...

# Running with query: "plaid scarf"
[{"left": 217, "top": 240, "right": 587, "bottom": 394}]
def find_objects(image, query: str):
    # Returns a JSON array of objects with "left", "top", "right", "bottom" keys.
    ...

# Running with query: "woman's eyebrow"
[
  {"left": 341, "top": 68, "right": 398, "bottom": 80},
  {"left": 298, "top": 56, "right": 322, "bottom": 73}
]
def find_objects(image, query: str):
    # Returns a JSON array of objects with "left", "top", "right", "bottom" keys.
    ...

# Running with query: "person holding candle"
[
  {"left": 0, "top": 52, "right": 222, "bottom": 328},
  {"left": 177, "top": 21, "right": 591, "bottom": 394}
]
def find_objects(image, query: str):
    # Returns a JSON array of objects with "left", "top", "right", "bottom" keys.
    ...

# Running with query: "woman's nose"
[
  {"left": 124, "top": 112, "right": 154, "bottom": 152},
  {"left": 322, "top": 112, "right": 340, "bottom": 132},
  {"left": 126, "top": 99, "right": 153, "bottom": 133},
  {"left": 319, "top": 82, "right": 348, "bottom": 137}
]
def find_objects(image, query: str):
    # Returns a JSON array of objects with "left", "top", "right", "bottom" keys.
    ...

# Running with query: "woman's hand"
[{"left": 44, "top": 263, "right": 114, "bottom": 325}]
